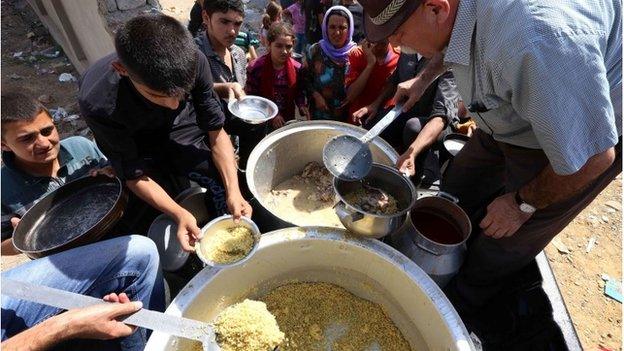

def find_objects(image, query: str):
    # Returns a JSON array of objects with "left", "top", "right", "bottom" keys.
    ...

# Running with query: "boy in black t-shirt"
[{"left": 79, "top": 14, "right": 252, "bottom": 252}]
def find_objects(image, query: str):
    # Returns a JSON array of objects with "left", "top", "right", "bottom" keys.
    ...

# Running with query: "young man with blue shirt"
[
  {"left": 0, "top": 91, "right": 165, "bottom": 350},
  {"left": 1, "top": 91, "right": 110, "bottom": 252},
  {"left": 360, "top": 0, "right": 622, "bottom": 320}
]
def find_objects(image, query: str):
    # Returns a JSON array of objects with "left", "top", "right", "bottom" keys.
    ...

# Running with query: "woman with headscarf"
[{"left": 303, "top": 5, "right": 357, "bottom": 121}]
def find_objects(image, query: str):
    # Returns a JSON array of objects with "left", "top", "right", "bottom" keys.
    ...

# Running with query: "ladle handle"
[
  {"left": 360, "top": 104, "right": 404, "bottom": 144},
  {"left": 1, "top": 279, "right": 213, "bottom": 344}
]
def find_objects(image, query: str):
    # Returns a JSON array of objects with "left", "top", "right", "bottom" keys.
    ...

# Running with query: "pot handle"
[
  {"left": 334, "top": 201, "right": 365, "bottom": 223},
  {"left": 415, "top": 241, "right": 441, "bottom": 256},
  {"left": 437, "top": 191, "right": 459, "bottom": 204}
]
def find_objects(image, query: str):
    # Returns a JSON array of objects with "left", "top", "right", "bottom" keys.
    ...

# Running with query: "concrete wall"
[{"left": 26, "top": 0, "right": 160, "bottom": 74}]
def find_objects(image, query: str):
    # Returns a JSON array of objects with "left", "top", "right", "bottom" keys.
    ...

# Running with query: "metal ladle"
[
  {"left": 2, "top": 279, "right": 219, "bottom": 351},
  {"left": 323, "top": 104, "right": 403, "bottom": 181}
]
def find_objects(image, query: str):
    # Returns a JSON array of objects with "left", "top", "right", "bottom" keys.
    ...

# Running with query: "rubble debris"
[
  {"left": 605, "top": 200, "right": 621, "bottom": 211},
  {"left": 50, "top": 107, "right": 68, "bottom": 122},
  {"left": 551, "top": 238, "right": 570, "bottom": 254},
  {"left": 586, "top": 236, "right": 596, "bottom": 253},
  {"left": 58, "top": 72, "right": 76, "bottom": 82}
]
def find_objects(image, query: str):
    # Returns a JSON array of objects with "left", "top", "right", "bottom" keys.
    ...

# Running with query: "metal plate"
[{"left": 228, "top": 95, "right": 278, "bottom": 124}]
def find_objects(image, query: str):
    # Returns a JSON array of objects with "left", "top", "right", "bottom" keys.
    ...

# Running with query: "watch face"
[{"left": 519, "top": 203, "right": 536, "bottom": 213}]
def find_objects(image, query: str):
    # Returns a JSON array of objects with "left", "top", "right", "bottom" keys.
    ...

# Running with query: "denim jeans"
[
  {"left": 1, "top": 235, "right": 165, "bottom": 351},
  {"left": 294, "top": 33, "right": 307, "bottom": 54}
]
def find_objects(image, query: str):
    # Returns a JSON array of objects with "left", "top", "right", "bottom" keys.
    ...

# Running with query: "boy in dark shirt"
[{"left": 79, "top": 14, "right": 251, "bottom": 252}]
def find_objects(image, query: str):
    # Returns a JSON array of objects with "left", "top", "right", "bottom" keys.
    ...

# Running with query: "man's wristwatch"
[{"left": 515, "top": 191, "right": 537, "bottom": 214}]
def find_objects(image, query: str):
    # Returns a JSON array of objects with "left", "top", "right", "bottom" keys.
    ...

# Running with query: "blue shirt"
[
  {"left": 1, "top": 136, "right": 107, "bottom": 240},
  {"left": 445, "top": 0, "right": 622, "bottom": 174}
]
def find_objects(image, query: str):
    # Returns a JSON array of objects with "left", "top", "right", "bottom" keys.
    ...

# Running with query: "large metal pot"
[
  {"left": 391, "top": 193, "right": 472, "bottom": 287},
  {"left": 145, "top": 227, "right": 475, "bottom": 351},
  {"left": 245, "top": 121, "right": 399, "bottom": 231},
  {"left": 333, "top": 163, "right": 417, "bottom": 238}
]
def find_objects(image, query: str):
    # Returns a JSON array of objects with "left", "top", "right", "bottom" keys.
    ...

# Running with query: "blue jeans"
[
  {"left": 294, "top": 32, "right": 306, "bottom": 54},
  {"left": 1, "top": 235, "right": 165, "bottom": 351}
]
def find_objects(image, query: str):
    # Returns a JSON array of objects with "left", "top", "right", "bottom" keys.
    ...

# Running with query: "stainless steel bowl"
[
  {"left": 195, "top": 215, "right": 261, "bottom": 268},
  {"left": 333, "top": 163, "right": 417, "bottom": 238},
  {"left": 227, "top": 95, "right": 278, "bottom": 124}
]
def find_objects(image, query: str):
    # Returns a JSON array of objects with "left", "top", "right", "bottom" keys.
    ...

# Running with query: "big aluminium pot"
[
  {"left": 145, "top": 227, "right": 475, "bottom": 351},
  {"left": 245, "top": 121, "right": 399, "bottom": 231}
]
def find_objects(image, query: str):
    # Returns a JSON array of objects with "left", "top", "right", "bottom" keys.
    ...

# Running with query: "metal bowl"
[
  {"left": 195, "top": 215, "right": 261, "bottom": 268},
  {"left": 227, "top": 95, "right": 278, "bottom": 124},
  {"left": 147, "top": 215, "right": 187, "bottom": 272},
  {"left": 291, "top": 52, "right": 304, "bottom": 63},
  {"left": 147, "top": 187, "right": 212, "bottom": 272},
  {"left": 333, "top": 163, "right": 417, "bottom": 238}
]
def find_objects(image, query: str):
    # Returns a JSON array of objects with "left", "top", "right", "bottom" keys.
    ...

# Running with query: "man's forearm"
[
  {"left": 520, "top": 147, "right": 616, "bottom": 209},
  {"left": 2, "top": 314, "right": 70, "bottom": 351},
  {"left": 1, "top": 238, "right": 20, "bottom": 256},
  {"left": 126, "top": 177, "right": 185, "bottom": 219},
  {"left": 212, "top": 83, "right": 233, "bottom": 100},
  {"left": 406, "top": 117, "right": 445, "bottom": 157},
  {"left": 209, "top": 129, "right": 241, "bottom": 196}
]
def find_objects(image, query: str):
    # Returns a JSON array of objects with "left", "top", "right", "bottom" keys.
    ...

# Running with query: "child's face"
[
  {"left": 270, "top": 35, "right": 294, "bottom": 66},
  {"left": 1, "top": 111, "right": 60, "bottom": 165}
]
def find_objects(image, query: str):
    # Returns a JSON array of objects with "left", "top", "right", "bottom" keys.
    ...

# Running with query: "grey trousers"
[{"left": 442, "top": 129, "right": 622, "bottom": 311}]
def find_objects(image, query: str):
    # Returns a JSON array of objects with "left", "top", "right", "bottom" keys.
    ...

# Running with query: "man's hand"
[
  {"left": 393, "top": 77, "right": 425, "bottom": 112},
  {"left": 271, "top": 114, "right": 285, "bottom": 129},
  {"left": 396, "top": 151, "right": 417, "bottom": 176},
  {"left": 394, "top": 53, "right": 446, "bottom": 112},
  {"left": 10, "top": 217, "right": 20, "bottom": 229},
  {"left": 480, "top": 192, "right": 533, "bottom": 239},
  {"left": 362, "top": 40, "right": 376, "bottom": 66},
  {"left": 89, "top": 166, "right": 115, "bottom": 178},
  {"left": 65, "top": 292, "right": 142, "bottom": 340},
  {"left": 226, "top": 192, "right": 252, "bottom": 222},
  {"left": 1, "top": 292, "right": 142, "bottom": 350},
  {"left": 174, "top": 209, "right": 201, "bottom": 252},
  {"left": 351, "top": 103, "right": 379, "bottom": 126},
  {"left": 226, "top": 82, "right": 246, "bottom": 101}
]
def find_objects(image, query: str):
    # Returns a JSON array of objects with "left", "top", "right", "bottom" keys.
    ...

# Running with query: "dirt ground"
[
  {"left": 544, "top": 175, "right": 622, "bottom": 350},
  {"left": 0, "top": 1, "right": 622, "bottom": 350}
]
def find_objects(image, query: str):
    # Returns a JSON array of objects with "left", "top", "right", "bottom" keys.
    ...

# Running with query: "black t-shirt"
[
  {"left": 390, "top": 53, "right": 460, "bottom": 127},
  {"left": 304, "top": 0, "right": 327, "bottom": 44},
  {"left": 78, "top": 52, "right": 225, "bottom": 180}
]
